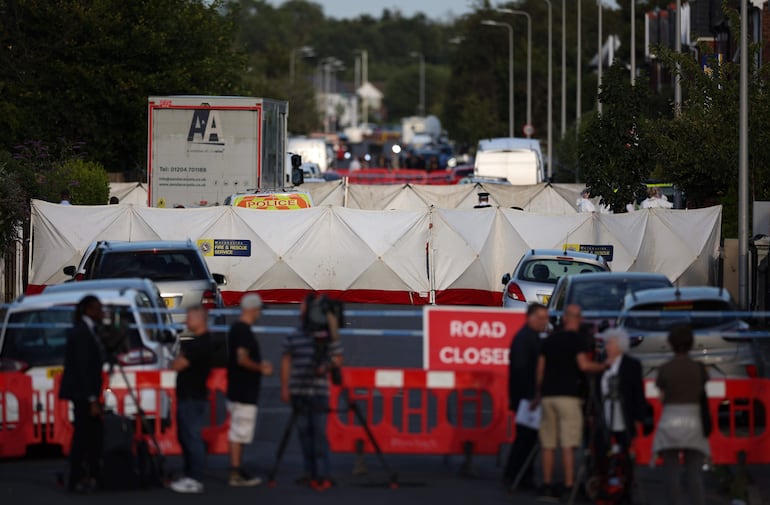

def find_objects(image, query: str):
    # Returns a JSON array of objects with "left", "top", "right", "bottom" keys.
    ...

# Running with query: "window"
[
  {"left": 624, "top": 299, "right": 738, "bottom": 331},
  {"left": 570, "top": 278, "right": 672, "bottom": 311},
  {"left": 98, "top": 250, "right": 207, "bottom": 281},
  {"left": 1, "top": 308, "right": 72, "bottom": 366},
  {"left": 518, "top": 259, "right": 605, "bottom": 285}
]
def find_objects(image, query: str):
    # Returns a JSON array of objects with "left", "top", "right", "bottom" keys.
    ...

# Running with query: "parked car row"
[{"left": 500, "top": 250, "right": 758, "bottom": 378}]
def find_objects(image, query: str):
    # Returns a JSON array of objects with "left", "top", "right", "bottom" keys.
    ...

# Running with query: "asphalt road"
[{"left": 0, "top": 303, "right": 761, "bottom": 504}]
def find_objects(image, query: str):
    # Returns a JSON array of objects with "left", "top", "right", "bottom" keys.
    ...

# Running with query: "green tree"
[
  {"left": 579, "top": 63, "right": 653, "bottom": 212},
  {"left": 0, "top": 0, "right": 246, "bottom": 175},
  {"left": 45, "top": 159, "right": 110, "bottom": 205},
  {"left": 0, "top": 153, "right": 29, "bottom": 257}
]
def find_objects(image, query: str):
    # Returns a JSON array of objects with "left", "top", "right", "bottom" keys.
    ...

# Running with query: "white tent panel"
[
  {"left": 31, "top": 201, "right": 134, "bottom": 285},
  {"left": 430, "top": 209, "right": 497, "bottom": 291},
  {"left": 109, "top": 182, "right": 148, "bottom": 206},
  {"left": 345, "top": 185, "right": 404, "bottom": 210},
  {"left": 133, "top": 206, "right": 227, "bottom": 242},
  {"left": 592, "top": 212, "right": 649, "bottom": 272},
  {"left": 410, "top": 184, "right": 478, "bottom": 209},
  {"left": 303, "top": 181, "right": 345, "bottom": 207}
]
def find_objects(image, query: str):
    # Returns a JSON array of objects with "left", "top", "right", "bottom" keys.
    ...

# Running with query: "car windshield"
[
  {"left": 0, "top": 305, "right": 141, "bottom": 367},
  {"left": 570, "top": 278, "right": 672, "bottom": 311},
  {"left": 98, "top": 250, "right": 207, "bottom": 281},
  {"left": 623, "top": 299, "right": 738, "bottom": 331},
  {"left": 519, "top": 259, "right": 605, "bottom": 285}
]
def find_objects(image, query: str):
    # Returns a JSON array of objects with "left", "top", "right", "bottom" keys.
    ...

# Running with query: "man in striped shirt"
[{"left": 281, "top": 295, "right": 344, "bottom": 490}]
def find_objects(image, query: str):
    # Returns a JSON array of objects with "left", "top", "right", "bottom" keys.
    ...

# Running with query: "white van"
[
  {"left": 475, "top": 137, "right": 544, "bottom": 185},
  {"left": 288, "top": 137, "right": 330, "bottom": 173}
]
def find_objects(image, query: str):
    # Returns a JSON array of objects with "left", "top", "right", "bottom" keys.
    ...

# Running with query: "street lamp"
[
  {"left": 498, "top": 8, "right": 532, "bottom": 135},
  {"left": 576, "top": 0, "right": 582, "bottom": 134},
  {"left": 481, "top": 19, "right": 515, "bottom": 138},
  {"left": 597, "top": 0, "right": 603, "bottom": 114},
  {"left": 410, "top": 51, "right": 426, "bottom": 116},
  {"left": 290, "top": 45, "right": 315, "bottom": 84},
  {"left": 354, "top": 49, "right": 369, "bottom": 124},
  {"left": 739, "top": 0, "right": 749, "bottom": 308},
  {"left": 674, "top": 0, "right": 682, "bottom": 115},
  {"left": 320, "top": 57, "right": 344, "bottom": 133},
  {"left": 561, "top": 0, "right": 567, "bottom": 138},
  {"left": 630, "top": 0, "right": 636, "bottom": 84}
]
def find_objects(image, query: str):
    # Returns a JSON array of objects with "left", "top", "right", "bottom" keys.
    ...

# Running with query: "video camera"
[
  {"left": 303, "top": 293, "right": 344, "bottom": 386},
  {"left": 94, "top": 308, "right": 139, "bottom": 367}
]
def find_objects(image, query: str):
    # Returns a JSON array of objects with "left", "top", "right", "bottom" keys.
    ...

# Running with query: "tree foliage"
[
  {"left": 579, "top": 63, "right": 653, "bottom": 212},
  {"left": 0, "top": 153, "right": 28, "bottom": 257},
  {"left": 0, "top": 0, "right": 246, "bottom": 175}
]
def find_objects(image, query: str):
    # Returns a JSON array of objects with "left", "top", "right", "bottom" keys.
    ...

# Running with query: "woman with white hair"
[
  {"left": 599, "top": 328, "right": 646, "bottom": 443},
  {"left": 594, "top": 328, "right": 647, "bottom": 501}
]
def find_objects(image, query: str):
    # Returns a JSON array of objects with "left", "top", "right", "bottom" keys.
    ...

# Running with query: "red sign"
[{"left": 423, "top": 306, "right": 527, "bottom": 371}]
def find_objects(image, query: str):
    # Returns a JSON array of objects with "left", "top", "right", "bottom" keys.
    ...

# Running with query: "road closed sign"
[{"left": 423, "top": 306, "right": 527, "bottom": 371}]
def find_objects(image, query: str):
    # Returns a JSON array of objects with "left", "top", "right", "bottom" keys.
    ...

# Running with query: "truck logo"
[{"left": 187, "top": 109, "right": 225, "bottom": 153}]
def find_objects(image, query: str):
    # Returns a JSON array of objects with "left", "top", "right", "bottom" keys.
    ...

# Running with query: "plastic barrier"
[
  {"left": 635, "top": 378, "right": 770, "bottom": 465},
  {"left": 49, "top": 368, "right": 230, "bottom": 457},
  {"left": 0, "top": 372, "right": 35, "bottom": 458},
  {"left": 327, "top": 368, "right": 511, "bottom": 456}
]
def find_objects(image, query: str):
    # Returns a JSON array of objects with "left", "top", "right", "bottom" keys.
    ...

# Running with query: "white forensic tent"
[
  {"left": 108, "top": 182, "right": 149, "bottom": 206},
  {"left": 302, "top": 182, "right": 599, "bottom": 214},
  {"left": 29, "top": 200, "right": 722, "bottom": 305}
]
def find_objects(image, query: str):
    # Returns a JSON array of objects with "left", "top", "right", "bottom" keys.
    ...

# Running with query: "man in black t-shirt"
[
  {"left": 170, "top": 307, "right": 214, "bottom": 494},
  {"left": 534, "top": 304, "right": 608, "bottom": 501},
  {"left": 226, "top": 294, "right": 273, "bottom": 487}
]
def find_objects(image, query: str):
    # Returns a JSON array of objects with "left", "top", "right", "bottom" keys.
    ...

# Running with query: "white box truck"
[
  {"left": 475, "top": 137, "right": 544, "bottom": 185},
  {"left": 147, "top": 96, "right": 289, "bottom": 208}
]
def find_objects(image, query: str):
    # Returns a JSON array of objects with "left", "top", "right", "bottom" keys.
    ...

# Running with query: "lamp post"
[
  {"left": 561, "top": 0, "right": 567, "bottom": 138},
  {"left": 541, "top": 0, "right": 553, "bottom": 178},
  {"left": 674, "top": 0, "right": 682, "bottom": 115},
  {"left": 576, "top": 0, "right": 582, "bottom": 132},
  {"left": 597, "top": 0, "right": 603, "bottom": 114},
  {"left": 410, "top": 51, "right": 426, "bottom": 116},
  {"left": 481, "top": 20, "right": 515, "bottom": 138},
  {"left": 739, "top": 0, "right": 749, "bottom": 308},
  {"left": 498, "top": 8, "right": 532, "bottom": 135},
  {"left": 290, "top": 46, "right": 315, "bottom": 84},
  {"left": 354, "top": 49, "right": 369, "bottom": 125},
  {"left": 630, "top": 0, "right": 636, "bottom": 84}
]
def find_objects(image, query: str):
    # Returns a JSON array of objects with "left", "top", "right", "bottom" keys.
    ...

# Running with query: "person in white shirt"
[
  {"left": 577, "top": 189, "right": 596, "bottom": 213},
  {"left": 60, "top": 189, "right": 72, "bottom": 205},
  {"left": 641, "top": 188, "right": 673, "bottom": 209}
]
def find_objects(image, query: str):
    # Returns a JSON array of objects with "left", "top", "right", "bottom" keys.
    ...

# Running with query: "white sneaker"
[{"left": 169, "top": 477, "right": 204, "bottom": 494}]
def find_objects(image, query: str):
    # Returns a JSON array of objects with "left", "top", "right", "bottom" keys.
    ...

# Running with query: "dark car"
[{"left": 547, "top": 272, "right": 674, "bottom": 333}]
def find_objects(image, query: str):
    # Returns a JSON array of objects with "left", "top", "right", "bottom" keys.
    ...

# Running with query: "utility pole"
[
  {"left": 739, "top": 0, "right": 749, "bottom": 308},
  {"left": 674, "top": 0, "right": 682, "bottom": 115},
  {"left": 576, "top": 0, "right": 582, "bottom": 132},
  {"left": 597, "top": 0, "right": 603, "bottom": 114},
  {"left": 561, "top": 0, "right": 567, "bottom": 137},
  {"left": 543, "top": 0, "right": 554, "bottom": 178},
  {"left": 630, "top": 0, "right": 636, "bottom": 84}
]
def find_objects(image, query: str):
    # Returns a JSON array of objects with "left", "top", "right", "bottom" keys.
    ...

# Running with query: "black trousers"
[
  {"left": 504, "top": 424, "right": 538, "bottom": 488},
  {"left": 68, "top": 401, "right": 103, "bottom": 489}
]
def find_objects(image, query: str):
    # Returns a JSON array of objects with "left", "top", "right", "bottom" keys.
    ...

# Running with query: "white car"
[{"left": 0, "top": 288, "right": 178, "bottom": 429}]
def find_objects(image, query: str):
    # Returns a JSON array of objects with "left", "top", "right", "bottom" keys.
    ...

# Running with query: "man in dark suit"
[
  {"left": 59, "top": 295, "right": 105, "bottom": 493},
  {"left": 503, "top": 303, "right": 549, "bottom": 490}
]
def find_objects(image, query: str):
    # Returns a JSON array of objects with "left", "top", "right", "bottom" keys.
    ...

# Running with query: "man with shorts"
[
  {"left": 534, "top": 304, "right": 607, "bottom": 501},
  {"left": 226, "top": 294, "right": 274, "bottom": 487}
]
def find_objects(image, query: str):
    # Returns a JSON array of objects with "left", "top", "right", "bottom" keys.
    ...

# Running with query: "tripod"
[
  {"left": 267, "top": 386, "right": 398, "bottom": 488},
  {"left": 107, "top": 360, "right": 167, "bottom": 486}
]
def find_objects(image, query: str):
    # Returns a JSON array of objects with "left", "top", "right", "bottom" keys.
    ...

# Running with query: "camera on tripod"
[{"left": 303, "top": 294, "right": 344, "bottom": 386}]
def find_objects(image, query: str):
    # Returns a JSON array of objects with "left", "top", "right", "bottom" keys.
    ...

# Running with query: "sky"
[{"left": 267, "top": 0, "right": 475, "bottom": 20}]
